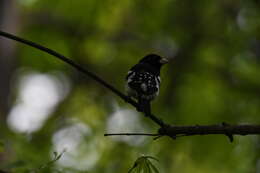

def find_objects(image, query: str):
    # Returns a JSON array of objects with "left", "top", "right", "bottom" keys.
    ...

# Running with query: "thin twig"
[{"left": 104, "top": 133, "right": 160, "bottom": 136}]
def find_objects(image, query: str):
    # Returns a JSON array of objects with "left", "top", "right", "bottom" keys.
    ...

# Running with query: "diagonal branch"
[
  {"left": 0, "top": 30, "right": 165, "bottom": 127},
  {"left": 0, "top": 31, "right": 128, "bottom": 102},
  {"left": 2, "top": 31, "right": 260, "bottom": 142}
]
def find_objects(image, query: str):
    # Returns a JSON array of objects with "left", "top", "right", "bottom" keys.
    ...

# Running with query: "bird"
[{"left": 125, "top": 54, "right": 168, "bottom": 115}]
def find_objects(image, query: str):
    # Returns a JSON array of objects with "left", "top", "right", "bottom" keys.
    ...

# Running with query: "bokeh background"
[{"left": 1, "top": 0, "right": 260, "bottom": 172}]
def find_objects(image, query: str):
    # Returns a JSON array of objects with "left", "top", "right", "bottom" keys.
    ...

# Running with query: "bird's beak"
[{"left": 160, "top": 58, "right": 169, "bottom": 64}]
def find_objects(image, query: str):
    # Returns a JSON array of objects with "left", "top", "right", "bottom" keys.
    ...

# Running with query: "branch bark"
[
  {"left": 1, "top": 31, "right": 260, "bottom": 142},
  {"left": 158, "top": 123, "right": 260, "bottom": 142},
  {"left": 159, "top": 124, "right": 260, "bottom": 136}
]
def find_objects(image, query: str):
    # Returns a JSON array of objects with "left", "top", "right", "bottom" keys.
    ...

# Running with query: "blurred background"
[{"left": 0, "top": 0, "right": 260, "bottom": 172}]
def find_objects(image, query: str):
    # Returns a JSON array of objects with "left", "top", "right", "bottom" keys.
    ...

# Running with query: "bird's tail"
[{"left": 138, "top": 98, "right": 151, "bottom": 116}]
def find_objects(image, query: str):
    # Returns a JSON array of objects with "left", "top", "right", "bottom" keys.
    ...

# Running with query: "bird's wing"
[{"left": 127, "top": 65, "right": 160, "bottom": 97}]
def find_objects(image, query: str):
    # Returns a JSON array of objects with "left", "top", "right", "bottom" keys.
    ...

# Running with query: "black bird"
[{"left": 126, "top": 54, "right": 168, "bottom": 115}]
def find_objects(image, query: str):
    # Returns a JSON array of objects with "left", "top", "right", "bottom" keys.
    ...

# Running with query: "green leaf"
[
  {"left": 136, "top": 163, "right": 141, "bottom": 173},
  {"left": 128, "top": 163, "right": 137, "bottom": 173},
  {"left": 145, "top": 159, "right": 152, "bottom": 173},
  {"left": 128, "top": 156, "right": 160, "bottom": 173},
  {"left": 147, "top": 160, "right": 159, "bottom": 173},
  {"left": 144, "top": 156, "right": 159, "bottom": 162},
  {"left": 53, "top": 151, "right": 58, "bottom": 158}
]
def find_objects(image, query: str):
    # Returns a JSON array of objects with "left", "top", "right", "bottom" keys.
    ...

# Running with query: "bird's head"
[{"left": 139, "top": 54, "right": 168, "bottom": 68}]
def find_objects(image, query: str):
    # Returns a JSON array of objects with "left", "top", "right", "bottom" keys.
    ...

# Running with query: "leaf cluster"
[{"left": 128, "top": 156, "right": 159, "bottom": 173}]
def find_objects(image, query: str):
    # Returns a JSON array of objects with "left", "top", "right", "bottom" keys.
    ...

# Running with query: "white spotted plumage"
[
  {"left": 126, "top": 70, "right": 160, "bottom": 100},
  {"left": 125, "top": 54, "right": 168, "bottom": 114}
]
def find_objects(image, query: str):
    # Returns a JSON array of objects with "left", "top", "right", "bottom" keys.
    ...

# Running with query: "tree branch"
[
  {"left": 158, "top": 123, "right": 260, "bottom": 142},
  {"left": 104, "top": 133, "right": 159, "bottom": 136},
  {"left": 159, "top": 123, "right": 260, "bottom": 135},
  {"left": 0, "top": 31, "right": 128, "bottom": 102},
  {"left": 0, "top": 30, "right": 165, "bottom": 128},
  {"left": 2, "top": 31, "right": 260, "bottom": 142}
]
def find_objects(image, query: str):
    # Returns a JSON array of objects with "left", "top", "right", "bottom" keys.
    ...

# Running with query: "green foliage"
[
  {"left": 6, "top": 151, "right": 65, "bottom": 173},
  {"left": 128, "top": 156, "right": 159, "bottom": 173},
  {"left": 32, "top": 151, "right": 65, "bottom": 172},
  {"left": 1, "top": 0, "right": 260, "bottom": 172}
]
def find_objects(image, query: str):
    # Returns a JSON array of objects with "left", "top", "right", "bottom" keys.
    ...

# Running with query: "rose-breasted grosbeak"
[{"left": 126, "top": 54, "right": 168, "bottom": 115}]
